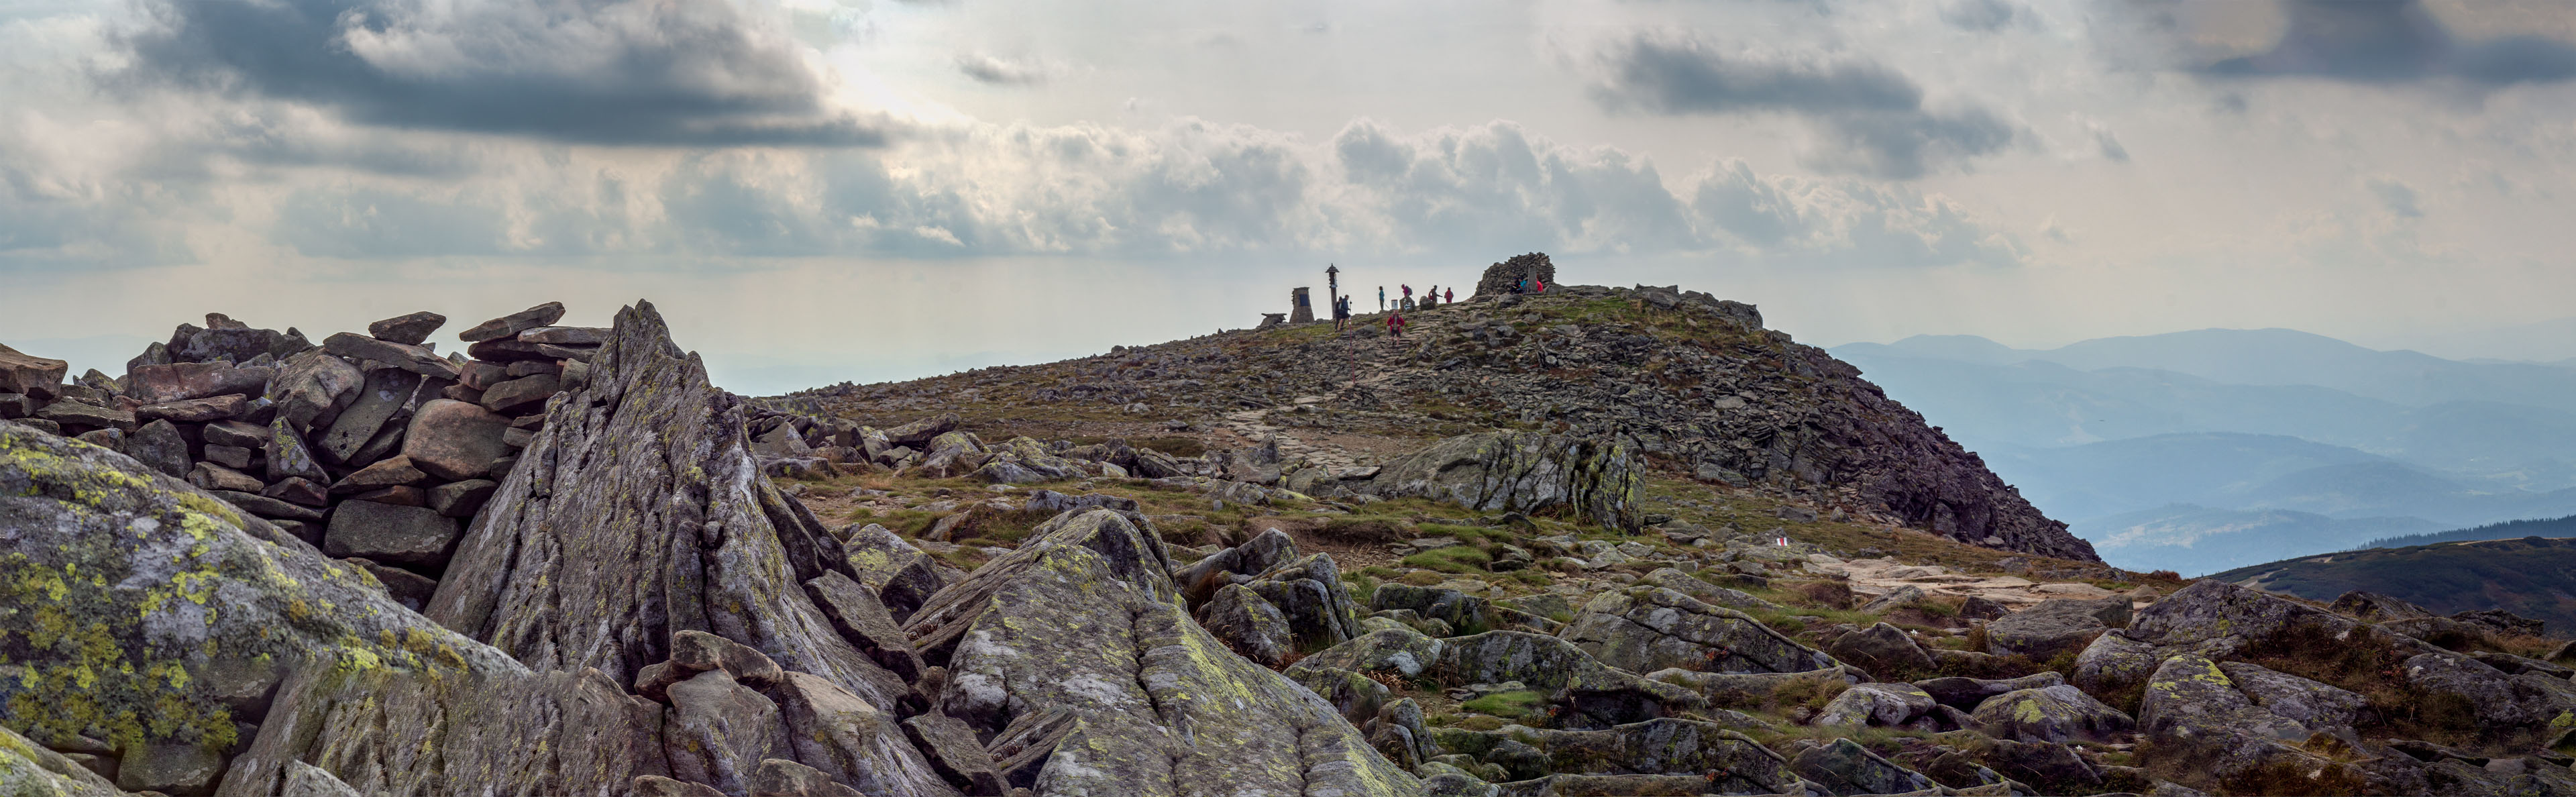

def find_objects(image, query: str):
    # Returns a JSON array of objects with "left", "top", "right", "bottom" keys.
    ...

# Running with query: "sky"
[{"left": 3, "top": 0, "right": 2574, "bottom": 394}]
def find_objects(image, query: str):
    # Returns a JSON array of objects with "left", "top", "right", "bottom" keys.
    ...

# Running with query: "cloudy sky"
[{"left": 4, "top": 0, "right": 2573, "bottom": 393}]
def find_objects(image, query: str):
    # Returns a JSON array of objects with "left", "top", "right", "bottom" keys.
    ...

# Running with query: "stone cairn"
[
  {"left": 0, "top": 303, "right": 599, "bottom": 609},
  {"left": 1471, "top": 251, "right": 1556, "bottom": 297}
]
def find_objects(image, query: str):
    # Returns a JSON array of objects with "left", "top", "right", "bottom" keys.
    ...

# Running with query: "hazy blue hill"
[
  {"left": 2231, "top": 463, "right": 2576, "bottom": 527},
  {"left": 2368, "top": 513, "right": 2576, "bottom": 548},
  {"left": 1843, "top": 329, "right": 2576, "bottom": 415},
  {"left": 2077, "top": 504, "right": 2441, "bottom": 577},
  {"left": 1981, "top": 433, "right": 2392, "bottom": 521},
  {"left": 1835, "top": 329, "right": 2576, "bottom": 575},
  {"left": 2212, "top": 536, "right": 2576, "bottom": 635}
]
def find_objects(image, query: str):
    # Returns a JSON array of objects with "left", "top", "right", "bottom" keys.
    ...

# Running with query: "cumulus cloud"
[
  {"left": 1587, "top": 34, "right": 2019, "bottom": 179},
  {"left": 955, "top": 52, "right": 1049, "bottom": 85},
  {"left": 2196, "top": 0, "right": 2576, "bottom": 87},
  {"left": 111, "top": 0, "right": 887, "bottom": 146},
  {"left": 1689, "top": 158, "right": 2023, "bottom": 268}
]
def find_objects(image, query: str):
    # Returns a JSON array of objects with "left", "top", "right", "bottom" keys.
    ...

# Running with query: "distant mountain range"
[{"left": 1832, "top": 329, "right": 2576, "bottom": 576}]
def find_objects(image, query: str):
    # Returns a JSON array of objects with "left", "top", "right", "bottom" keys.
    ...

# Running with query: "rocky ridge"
[{"left": 10, "top": 275, "right": 2576, "bottom": 796}]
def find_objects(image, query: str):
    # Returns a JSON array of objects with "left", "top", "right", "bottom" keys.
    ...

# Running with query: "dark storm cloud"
[
  {"left": 1589, "top": 35, "right": 2019, "bottom": 179},
  {"left": 113, "top": 0, "right": 888, "bottom": 146},
  {"left": 2204, "top": 0, "right": 2576, "bottom": 87}
]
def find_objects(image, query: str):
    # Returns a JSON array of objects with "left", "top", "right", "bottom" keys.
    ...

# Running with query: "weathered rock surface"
[
  {"left": 1562, "top": 586, "right": 1838, "bottom": 674},
  {"left": 1968, "top": 684, "right": 2133, "bottom": 744},
  {"left": 400, "top": 398, "right": 511, "bottom": 481},
  {"left": 0, "top": 420, "right": 518, "bottom": 790},
  {"left": 1986, "top": 597, "right": 2127, "bottom": 661},
  {"left": 427, "top": 301, "right": 912, "bottom": 712},
  {"left": 1430, "top": 719, "right": 1801, "bottom": 791},
  {"left": 900, "top": 508, "right": 1423, "bottom": 794},
  {"left": 1353, "top": 430, "right": 1642, "bottom": 530}
]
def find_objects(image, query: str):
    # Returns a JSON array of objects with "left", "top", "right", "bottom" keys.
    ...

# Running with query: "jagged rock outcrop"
[
  {"left": 426, "top": 301, "right": 912, "bottom": 712},
  {"left": 0, "top": 420, "right": 521, "bottom": 795},
  {"left": 1353, "top": 430, "right": 1642, "bottom": 531},
  {"left": 897, "top": 507, "right": 1423, "bottom": 794}
]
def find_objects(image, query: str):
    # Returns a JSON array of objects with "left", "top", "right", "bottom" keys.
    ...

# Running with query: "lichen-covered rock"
[
  {"left": 0, "top": 724, "right": 122, "bottom": 796},
  {"left": 1197, "top": 583, "right": 1294, "bottom": 666},
  {"left": 1815, "top": 682, "right": 1937, "bottom": 728},
  {"left": 841, "top": 523, "right": 950, "bottom": 621},
  {"left": 1968, "top": 684, "right": 2134, "bottom": 744},
  {"left": 1562, "top": 587, "right": 1837, "bottom": 675},
  {"left": 1430, "top": 719, "right": 1800, "bottom": 792},
  {"left": 1241, "top": 552, "right": 1366, "bottom": 651},
  {"left": 426, "top": 301, "right": 910, "bottom": 714},
  {"left": 1371, "top": 584, "right": 1559, "bottom": 636},
  {"left": 215, "top": 666, "right": 661, "bottom": 796},
  {"left": 0, "top": 420, "right": 517, "bottom": 774},
  {"left": 1788, "top": 737, "right": 1934, "bottom": 796},
  {"left": 1823, "top": 623, "right": 1935, "bottom": 679},
  {"left": 1354, "top": 430, "right": 1642, "bottom": 530},
  {"left": 901, "top": 508, "right": 1422, "bottom": 795},
  {"left": 664, "top": 669, "right": 787, "bottom": 795},
  {"left": 2134, "top": 653, "right": 2368, "bottom": 794},
  {"left": 1171, "top": 527, "right": 1299, "bottom": 597},
  {"left": 1913, "top": 672, "right": 2065, "bottom": 712},
  {"left": 760, "top": 672, "right": 955, "bottom": 796}
]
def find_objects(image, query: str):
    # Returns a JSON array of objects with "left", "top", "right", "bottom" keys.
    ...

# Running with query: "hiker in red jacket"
[{"left": 1387, "top": 311, "right": 1407, "bottom": 337}]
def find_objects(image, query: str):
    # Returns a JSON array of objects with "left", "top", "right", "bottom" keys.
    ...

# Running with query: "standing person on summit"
[
  {"left": 1444, "top": 287, "right": 1453, "bottom": 304},
  {"left": 1534, "top": 277, "right": 1545, "bottom": 294},
  {"left": 1387, "top": 311, "right": 1406, "bottom": 337},
  {"left": 1378, "top": 286, "right": 1385, "bottom": 313}
]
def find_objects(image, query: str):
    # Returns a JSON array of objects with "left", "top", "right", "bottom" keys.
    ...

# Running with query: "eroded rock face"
[
  {"left": 1354, "top": 430, "right": 1643, "bottom": 530},
  {"left": 900, "top": 509, "right": 1423, "bottom": 796},
  {"left": 0, "top": 421, "right": 519, "bottom": 779},
  {"left": 216, "top": 667, "right": 659, "bottom": 797},
  {"left": 426, "top": 301, "right": 910, "bottom": 712}
]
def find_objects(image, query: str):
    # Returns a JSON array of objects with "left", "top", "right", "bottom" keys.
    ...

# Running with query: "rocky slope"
[
  {"left": 10, "top": 276, "right": 2576, "bottom": 796},
  {"left": 786, "top": 280, "right": 2095, "bottom": 562}
]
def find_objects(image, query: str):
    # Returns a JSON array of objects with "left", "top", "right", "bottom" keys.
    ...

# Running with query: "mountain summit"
[{"left": 794, "top": 282, "right": 2097, "bottom": 562}]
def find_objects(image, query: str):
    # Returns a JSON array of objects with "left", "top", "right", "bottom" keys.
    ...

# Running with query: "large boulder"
[
  {"left": 0, "top": 420, "right": 519, "bottom": 790},
  {"left": 1240, "top": 552, "right": 1366, "bottom": 650},
  {"left": 1814, "top": 682, "right": 1937, "bottom": 728},
  {"left": 2134, "top": 653, "right": 2371, "bottom": 794},
  {"left": 899, "top": 508, "right": 1423, "bottom": 794},
  {"left": 1968, "top": 684, "right": 2134, "bottom": 744},
  {"left": 266, "top": 349, "right": 364, "bottom": 433},
  {"left": 1823, "top": 623, "right": 1935, "bottom": 679},
  {"left": 1984, "top": 597, "right": 2127, "bottom": 661},
  {"left": 1562, "top": 587, "right": 1838, "bottom": 675},
  {"left": 1354, "top": 430, "right": 1643, "bottom": 530},
  {"left": 426, "top": 301, "right": 911, "bottom": 712}
]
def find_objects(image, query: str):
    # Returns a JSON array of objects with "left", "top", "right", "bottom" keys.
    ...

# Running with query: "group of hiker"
[{"left": 1323, "top": 270, "right": 1539, "bottom": 339}]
